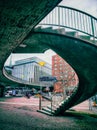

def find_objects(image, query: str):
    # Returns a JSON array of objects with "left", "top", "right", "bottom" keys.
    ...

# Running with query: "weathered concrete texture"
[
  {"left": 19, "top": 31, "right": 97, "bottom": 111},
  {"left": 0, "top": 0, "right": 62, "bottom": 84},
  {"left": 1, "top": 0, "right": 97, "bottom": 113}
]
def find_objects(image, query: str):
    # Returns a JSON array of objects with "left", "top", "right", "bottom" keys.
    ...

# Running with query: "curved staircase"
[
  {"left": 3, "top": 5, "right": 97, "bottom": 116},
  {"left": 29, "top": 6, "right": 97, "bottom": 115}
]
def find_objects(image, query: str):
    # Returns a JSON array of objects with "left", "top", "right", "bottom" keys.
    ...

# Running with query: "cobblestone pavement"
[{"left": 0, "top": 96, "right": 97, "bottom": 130}]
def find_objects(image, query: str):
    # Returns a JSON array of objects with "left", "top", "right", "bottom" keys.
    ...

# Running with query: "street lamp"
[
  {"left": 38, "top": 61, "right": 46, "bottom": 110},
  {"left": 38, "top": 61, "right": 46, "bottom": 92}
]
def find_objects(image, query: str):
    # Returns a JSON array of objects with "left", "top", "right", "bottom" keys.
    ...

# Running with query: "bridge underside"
[
  {"left": 0, "top": 0, "right": 97, "bottom": 114},
  {"left": 0, "top": 0, "right": 62, "bottom": 85},
  {"left": 14, "top": 31, "right": 97, "bottom": 109}
]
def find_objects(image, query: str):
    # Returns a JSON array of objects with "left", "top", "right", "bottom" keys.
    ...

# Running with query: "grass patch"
[{"left": 64, "top": 110, "right": 97, "bottom": 118}]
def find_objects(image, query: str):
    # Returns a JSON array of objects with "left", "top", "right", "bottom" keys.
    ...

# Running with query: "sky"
[
  {"left": 5, "top": 49, "right": 56, "bottom": 65},
  {"left": 5, "top": 0, "right": 97, "bottom": 66},
  {"left": 60, "top": 0, "right": 97, "bottom": 17}
]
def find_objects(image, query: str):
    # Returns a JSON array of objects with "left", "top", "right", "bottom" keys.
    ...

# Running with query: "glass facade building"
[{"left": 12, "top": 57, "right": 52, "bottom": 85}]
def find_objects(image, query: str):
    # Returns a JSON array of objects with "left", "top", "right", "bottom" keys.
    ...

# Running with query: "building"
[
  {"left": 12, "top": 57, "right": 52, "bottom": 86},
  {"left": 52, "top": 54, "right": 78, "bottom": 94}
]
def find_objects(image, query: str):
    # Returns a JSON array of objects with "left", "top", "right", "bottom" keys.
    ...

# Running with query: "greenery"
[{"left": 65, "top": 110, "right": 97, "bottom": 118}]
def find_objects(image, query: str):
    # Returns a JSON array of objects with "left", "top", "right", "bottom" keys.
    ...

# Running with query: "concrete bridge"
[{"left": 0, "top": 0, "right": 97, "bottom": 115}]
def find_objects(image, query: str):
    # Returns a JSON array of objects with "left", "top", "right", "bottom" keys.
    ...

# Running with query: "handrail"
[
  {"left": 37, "top": 6, "right": 97, "bottom": 114},
  {"left": 51, "top": 75, "right": 78, "bottom": 108},
  {"left": 50, "top": 84, "right": 78, "bottom": 114},
  {"left": 39, "top": 6, "right": 97, "bottom": 40}
]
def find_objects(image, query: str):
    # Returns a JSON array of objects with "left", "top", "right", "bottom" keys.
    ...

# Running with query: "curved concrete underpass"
[
  {"left": 2, "top": 28, "right": 97, "bottom": 114},
  {"left": 0, "top": 0, "right": 97, "bottom": 115},
  {"left": 14, "top": 31, "right": 97, "bottom": 114},
  {"left": 0, "top": 0, "right": 62, "bottom": 85}
]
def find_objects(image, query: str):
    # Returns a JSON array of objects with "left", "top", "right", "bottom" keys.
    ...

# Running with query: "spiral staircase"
[
  {"left": 12, "top": 5, "right": 97, "bottom": 115},
  {"left": 1, "top": 1, "right": 97, "bottom": 115}
]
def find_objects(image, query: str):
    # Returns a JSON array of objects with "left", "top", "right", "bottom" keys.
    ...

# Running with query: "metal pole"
[
  {"left": 39, "top": 66, "right": 42, "bottom": 110},
  {"left": 39, "top": 95, "right": 42, "bottom": 110},
  {"left": 91, "top": 17, "right": 95, "bottom": 43},
  {"left": 38, "top": 61, "right": 45, "bottom": 110},
  {"left": 51, "top": 95, "right": 52, "bottom": 114}
]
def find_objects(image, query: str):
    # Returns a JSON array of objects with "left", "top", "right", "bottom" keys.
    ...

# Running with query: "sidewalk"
[
  {"left": 71, "top": 100, "right": 97, "bottom": 114},
  {"left": 0, "top": 97, "right": 97, "bottom": 114},
  {"left": 0, "top": 96, "right": 51, "bottom": 112}
]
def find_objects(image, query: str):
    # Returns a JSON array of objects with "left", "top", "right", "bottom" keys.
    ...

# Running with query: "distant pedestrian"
[
  {"left": 25, "top": 91, "right": 30, "bottom": 99},
  {"left": 12, "top": 90, "right": 16, "bottom": 96},
  {"left": 89, "top": 98, "right": 92, "bottom": 110}
]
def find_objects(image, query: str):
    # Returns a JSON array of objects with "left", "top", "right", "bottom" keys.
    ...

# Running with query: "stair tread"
[
  {"left": 47, "top": 104, "right": 58, "bottom": 110},
  {"left": 37, "top": 109, "right": 53, "bottom": 116},
  {"left": 66, "top": 31, "right": 77, "bottom": 36},
  {"left": 42, "top": 107, "right": 55, "bottom": 113}
]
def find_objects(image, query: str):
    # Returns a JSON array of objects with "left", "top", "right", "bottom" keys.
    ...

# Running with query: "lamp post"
[{"left": 38, "top": 61, "right": 46, "bottom": 110}]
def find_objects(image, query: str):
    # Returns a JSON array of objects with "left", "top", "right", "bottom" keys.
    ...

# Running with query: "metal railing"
[
  {"left": 39, "top": 6, "right": 97, "bottom": 40},
  {"left": 37, "top": 6, "right": 97, "bottom": 113},
  {"left": 3, "top": 6, "right": 97, "bottom": 114},
  {"left": 50, "top": 84, "right": 78, "bottom": 113}
]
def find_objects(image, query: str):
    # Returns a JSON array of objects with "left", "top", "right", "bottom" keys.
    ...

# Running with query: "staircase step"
[
  {"left": 55, "top": 103, "right": 67, "bottom": 113},
  {"left": 42, "top": 107, "right": 55, "bottom": 114},
  {"left": 59, "top": 100, "right": 65, "bottom": 106},
  {"left": 66, "top": 31, "right": 77, "bottom": 37},
  {"left": 58, "top": 97, "right": 70, "bottom": 106},
  {"left": 34, "top": 26, "right": 42, "bottom": 31},
  {"left": 66, "top": 96, "right": 70, "bottom": 100},
  {"left": 47, "top": 105, "right": 57, "bottom": 111},
  {"left": 35, "top": 27, "right": 53, "bottom": 33},
  {"left": 41, "top": 27, "right": 53, "bottom": 33},
  {"left": 90, "top": 39, "right": 97, "bottom": 45},
  {"left": 79, "top": 35, "right": 90, "bottom": 41},
  {"left": 37, "top": 109, "right": 53, "bottom": 116},
  {"left": 53, "top": 28, "right": 65, "bottom": 34}
]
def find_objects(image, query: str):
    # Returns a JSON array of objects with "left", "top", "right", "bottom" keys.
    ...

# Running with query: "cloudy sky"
[
  {"left": 5, "top": 50, "right": 56, "bottom": 65},
  {"left": 60, "top": 0, "right": 97, "bottom": 17},
  {"left": 5, "top": 0, "right": 97, "bottom": 65}
]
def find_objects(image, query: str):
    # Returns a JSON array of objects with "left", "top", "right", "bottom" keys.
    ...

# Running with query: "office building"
[
  {"left": 52, "top": 55, "right": 78, "bottom": 93},
  {"left": 12, "top": 57, "right": 52, "bottom": 85}
]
